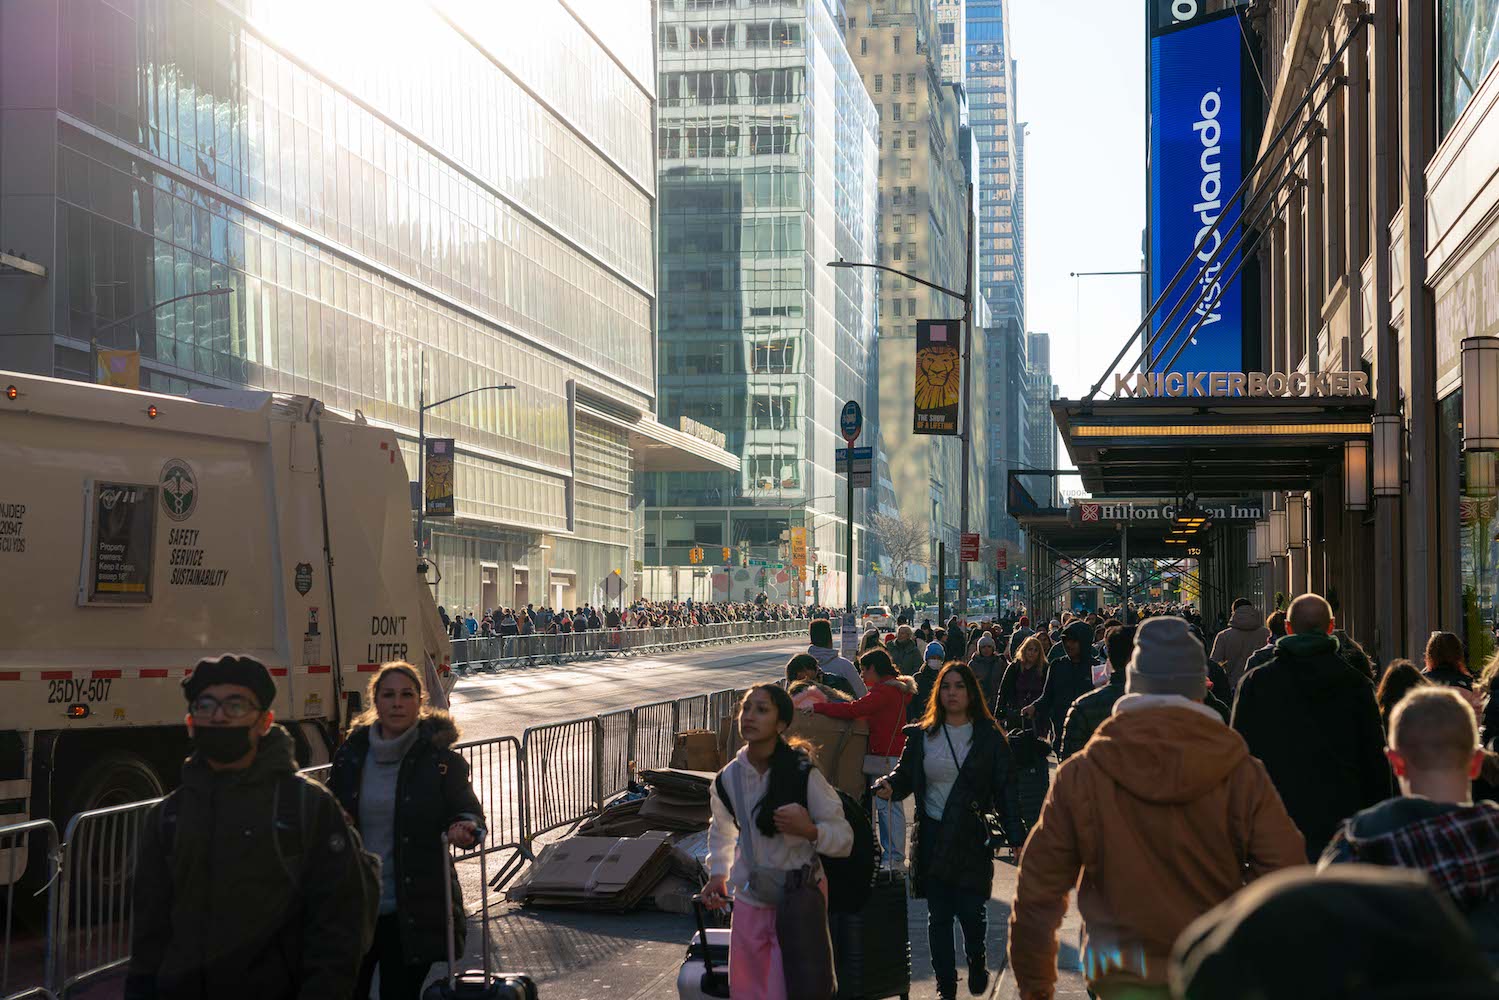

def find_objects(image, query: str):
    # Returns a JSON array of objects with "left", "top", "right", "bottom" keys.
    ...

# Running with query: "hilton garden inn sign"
[
  {"left": 1112, "top": 370, "right": 1372, "bottom": 399},
  {"left": 1071, "top": 498, "right": 1265, "bottom": 525}
]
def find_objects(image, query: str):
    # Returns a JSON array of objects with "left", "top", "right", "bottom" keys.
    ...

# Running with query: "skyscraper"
[
  {"left": 934, "top": 0, "right": 967, "bottom": 86},
  {"left": 650, "top": 0, "right": 880, "bottom": 605},
  {"left": 1026, "top": 331, "right": 1056, "bottom": 502},
  {"left": 966, "top": 0, "right": 1026, "bottom": 546},
  {"left": 847, "top": 0, "right": 986, "bottom": 600}
]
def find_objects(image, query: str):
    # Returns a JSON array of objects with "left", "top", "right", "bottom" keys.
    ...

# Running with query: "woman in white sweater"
[{"left": 703, "top": 683, "right": 853, "bottom": 1000}]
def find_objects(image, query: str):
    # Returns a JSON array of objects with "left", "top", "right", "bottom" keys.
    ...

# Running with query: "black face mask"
[{"left": 193, "top": 723, "right": 257, "bottom": 763}]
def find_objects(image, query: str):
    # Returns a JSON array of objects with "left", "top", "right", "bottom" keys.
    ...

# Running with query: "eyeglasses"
[{"left": 189, "top": 695, "right": 262, "bottom": 721}]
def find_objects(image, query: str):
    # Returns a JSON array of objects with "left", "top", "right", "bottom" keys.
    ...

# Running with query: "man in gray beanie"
[{"left": 1009, "top": 616, "right": 1304, "bottom": 1000}]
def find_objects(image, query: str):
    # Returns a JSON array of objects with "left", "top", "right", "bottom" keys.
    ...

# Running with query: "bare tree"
[{"left": 870, "top": 512, "right": 925, "bottom": 604}]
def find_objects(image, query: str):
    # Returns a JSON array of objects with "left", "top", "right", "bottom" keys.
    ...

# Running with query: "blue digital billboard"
[{"left": 1149, "top": 12, "right": 1246, "bottom": 376}]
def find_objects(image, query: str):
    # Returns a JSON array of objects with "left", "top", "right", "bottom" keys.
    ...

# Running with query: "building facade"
[
  {"left": 1026, "top": 331, "right": 1055, "bottom": 494},
  {"left": 1224, "top": 0, "right": 1499, "bottom": 663},
  {"left": 648, "top": 0, "right": 881, "bottom": 605},
  {"left": 846, "top": 0, "right": 987, "bottom": 600},
  {"left": 934, "top": 0, "right": 966, "bottom": 86},
  {"left": 0, "top": 0, "right": 734, "bottom": 617},
  {"left": 965, "top": 0, "right": 1027, "bottom": 547}
]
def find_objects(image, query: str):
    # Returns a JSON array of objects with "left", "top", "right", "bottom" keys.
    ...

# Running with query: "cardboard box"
[
  {"left": 716, "top": 713, "right": 870, "bottom": 798},
  {"left": 670, "top": 730, "right": 722, "bottom": 771}
]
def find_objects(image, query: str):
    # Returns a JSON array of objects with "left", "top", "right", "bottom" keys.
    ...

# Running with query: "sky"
[{"left": 1010, "top": 0, "right": 1148, "bottom": 401}]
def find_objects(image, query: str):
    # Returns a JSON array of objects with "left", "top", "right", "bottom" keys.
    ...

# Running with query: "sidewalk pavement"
[{"left": 451, "top": 850, "right": 1089, "bottom": 999}]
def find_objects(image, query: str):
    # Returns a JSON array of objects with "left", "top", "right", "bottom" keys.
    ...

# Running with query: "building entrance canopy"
[{"left": 1050, "top": 395, "right": 1375, "bottom": 497}]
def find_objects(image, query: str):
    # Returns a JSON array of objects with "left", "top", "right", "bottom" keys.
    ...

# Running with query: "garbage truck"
[{"left": 0, "top": 371, "right": 451, "bottom": 879}]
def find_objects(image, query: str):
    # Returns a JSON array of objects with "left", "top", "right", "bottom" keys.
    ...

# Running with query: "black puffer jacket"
[
  {"left": 880, "top": 719, "right": 1022, "bottom": 898},
  {"left": 1060, "top": 670, "right": 1126, "bottom": 759},
  {"left": 1232, "top": 633, "right": 1391, "bottom": 861},
  {"left": 330, "top": 713, "right": 485, "bottom": 964},
  {"left": 1026, "top": 622, "right": 1099, "bottom": 742},
  {"left": 126, "top": 726, "right": 376, "bottom": 1000}
]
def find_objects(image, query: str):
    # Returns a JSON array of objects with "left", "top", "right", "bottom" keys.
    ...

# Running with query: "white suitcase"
[{"left": 677, "top": 897, "right": 731, "bottom": 999}]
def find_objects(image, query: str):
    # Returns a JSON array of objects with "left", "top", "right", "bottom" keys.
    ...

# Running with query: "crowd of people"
[
  {"left": 705, "top": 598, "right": 1499, "bottom": 999},
  {"left": 121, "top": 594, "right": 1499, "bottom": 999},
  {"left": 438, "top": 597, "right": 833, "bottom": 642}
]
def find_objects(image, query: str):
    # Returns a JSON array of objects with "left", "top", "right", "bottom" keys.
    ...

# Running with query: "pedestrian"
[
  {"left": 909, "top": 641, "right": 947, "bottom": 723},
  {"left": 126, "top": 656, "right": 377, "bottom": 1000},
  {"left": 881, "top": 620, "right": 917, "bottom": 677},
  {"left": 1240, "top": 610, "right": 1287, "bottom": 679},
  {"left": 806, "top": 618, "right": 865, "bottom": 698},
  {"left": 1005, "top": 616, "right": 1034, "bottom": 659},
  {"left": 967, "top": 633, "right": 1005, "bottom": 710},
  {"left": 330, "top": 662, "right": 486, "bottom": 1000},
  {"left": 859, "top": 628, "right": 884, "bottom": 658},
  {"left": 1374, "top": 658, "right": 1429, "bottom": 734},
  {"left": 1171, "top": 866, "right": 1499, "bottom": 1000},
  {"left": 1230, "top": 593, "right": 1392, "bottom": 861},
  {"left": 1210, "top": 598, "right": 1270, "bottom": 692},
  {"left": 874, "top": 661, "right": 1022, "bottom": 1000},
  {"left": 1477, "top": 652, "right": 1499, "bottom": 749},
  {"left": 786, "top": 654, "right": 853, "bottom": 708},
  {"left": 809, "top": 648, "right": 916, "bottom": 867},
  {"left": 1008, "top": 617, "right": 1304, "bottom": 999},
  {"left": 1021, "top": 621, "right": 1099, "bottom": 749},
  {"left": 1425, "top": 630, "right": 1483, "bottom": 710},
  {"left": 1318, "top": 687, "right": 1499, "bottom": 959},
  {"left": 997, "top": 636, "right": 1048, "bottom": 733},
  {"left": 1060, "top": 625, "right": 1134, "bottom": 759},
  {"left": 703, "top": 685, "right": 853, "bottom": 1000}
]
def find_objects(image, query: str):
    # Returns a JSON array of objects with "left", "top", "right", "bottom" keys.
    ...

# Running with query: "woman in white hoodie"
[{"left": 703, "top": 684, "right": 853, "bottom": 999}]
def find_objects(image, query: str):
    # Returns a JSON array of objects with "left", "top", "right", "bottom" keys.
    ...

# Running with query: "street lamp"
[
  {"left": 828, "top": 181, "right": 975, "bottom": 615},
  {"left": 415, "top": 352, "right": 517, "bottom": 559},
  {"left": 90, "top": 286, "right": 234, "bottom": 382}
]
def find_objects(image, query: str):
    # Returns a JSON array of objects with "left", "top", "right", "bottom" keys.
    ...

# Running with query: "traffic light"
[
  {"left": 689, "top": 546, "right": 703, "bottom": 564},
  {"left": 722, "top": 546, "right": 732, "bottom": 563}
]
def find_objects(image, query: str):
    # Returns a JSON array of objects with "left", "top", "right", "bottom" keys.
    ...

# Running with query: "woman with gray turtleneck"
[{"left": 331, "top": 662, "right": 485, "bottom": 999}]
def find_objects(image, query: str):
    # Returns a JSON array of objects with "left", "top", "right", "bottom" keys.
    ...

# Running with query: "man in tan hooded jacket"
[{"left": 1008, "top": 616, "right": 1304, "bottom": 1000}]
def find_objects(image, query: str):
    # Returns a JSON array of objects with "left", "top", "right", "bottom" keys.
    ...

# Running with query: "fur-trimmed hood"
[{"left": 345, "top": 710, "right": 460, "bottom": 753}]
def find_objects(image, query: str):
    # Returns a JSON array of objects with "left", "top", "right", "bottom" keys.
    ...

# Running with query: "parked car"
[{"left": 861, "top": 604, "right": 895, "bottom": 631}]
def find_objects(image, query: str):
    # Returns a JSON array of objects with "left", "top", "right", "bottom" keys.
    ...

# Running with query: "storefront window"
[
  {"left": 1441, "top": 0, "right": 1499, "bottom": 133},
  {"left": 1441, "top": 393, "right": 1499, "bottom": 667}
]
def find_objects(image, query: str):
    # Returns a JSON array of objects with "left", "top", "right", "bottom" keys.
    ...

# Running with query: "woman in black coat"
[
  {"left": 331, "top": 662, "right": 485, "bottom": 1000},
  {"left": 876, "top": 661, "right": 1022, "bottom": 1000}
]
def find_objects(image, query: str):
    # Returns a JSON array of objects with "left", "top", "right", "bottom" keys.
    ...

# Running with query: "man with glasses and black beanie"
[{"left": 125, "top": 654, "right": 378, "bottom": 1000}]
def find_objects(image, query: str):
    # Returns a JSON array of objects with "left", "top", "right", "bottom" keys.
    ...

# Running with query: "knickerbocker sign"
[{"left": 1112, "top": 370, "right": 1371, "bottom": 398}]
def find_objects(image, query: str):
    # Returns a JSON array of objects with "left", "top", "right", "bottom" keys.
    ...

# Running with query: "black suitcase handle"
[{"left": 690, "top": 895, "right": 731, "bottom": 998}]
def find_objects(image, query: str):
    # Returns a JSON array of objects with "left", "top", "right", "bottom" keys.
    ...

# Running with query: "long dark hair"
[
  {"left": 738, "top": 683, "right": 813, "bottom": 838},
  {"left": 1426, "top": 632, "right": 1470, "bottom": 676},
  {"left": 1377, "top": 659, "right": 1429, "bottom": 733},
  {"left": 918, "top": 660, "right": 999, "bottom": 733}
]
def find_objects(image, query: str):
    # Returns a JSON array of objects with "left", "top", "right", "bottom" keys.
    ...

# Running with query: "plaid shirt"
[{"left": 1332, "top": 803, "right": 1499, "bottom": 912}]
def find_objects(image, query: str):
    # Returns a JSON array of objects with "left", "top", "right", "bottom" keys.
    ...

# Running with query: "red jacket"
[{"left": 813, "top": 676, "right": 917, "bottom": 757}]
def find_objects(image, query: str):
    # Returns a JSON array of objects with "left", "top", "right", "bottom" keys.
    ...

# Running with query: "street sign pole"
[{"left": 840, "top": 400, "right": 862, "bottom": 657}]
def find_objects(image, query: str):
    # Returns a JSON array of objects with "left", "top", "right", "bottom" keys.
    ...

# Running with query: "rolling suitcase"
[
  {"left": 422, "top": 833, "right": 539, "bottom": 1000},
  {"left": 677, "top": 896, "right": 731, "bottom": 999},
  {"left": 830, "top": 796, "right": 911, "bottom": 999}
]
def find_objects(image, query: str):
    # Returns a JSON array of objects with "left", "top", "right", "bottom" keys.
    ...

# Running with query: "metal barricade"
[
  {"left": 598, "top": 709, "right": 634, "bottom": 800},
  {"left": 707, "top": 688, "right": 739, "bottom": 733},
  {"left": 452, "top": 735, "right": 528, "bottom": 888},
  {"left": 520, "top": 717, "right": 600, "bottom": 843},
  {"left": 0, "top": 820, "right": 59, "bottom": 1000},
  {"left": 675, "top": 694, "right": 709, "bottom": 733},
  {"left": 631, "top": 699, "right": 677, "bottom": 773},
  {"left": 54, "top": 798, "right": 161, "bottom": 997}
]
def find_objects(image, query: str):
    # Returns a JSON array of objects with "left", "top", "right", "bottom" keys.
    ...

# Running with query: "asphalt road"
[
  {"left": 440, "top": 639, "right": 1088, "bottom": 1000},
  {"left": 447, "top": 636, "right": 807, "bottom": 740}
]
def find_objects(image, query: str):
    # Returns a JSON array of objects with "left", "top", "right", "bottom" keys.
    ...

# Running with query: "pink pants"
[
  {"left": 728, "top": 899, "right": 785, "bottom": 1000},
  {"left": 728, "top": 878, "right": 829, "bottom": 1000}
]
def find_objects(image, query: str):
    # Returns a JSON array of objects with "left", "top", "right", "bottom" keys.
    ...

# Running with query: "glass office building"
[
  {"left": 0, "top": 0, "right": 733, "bottom": 613},
  {"left": 648, "top": 0, "right": 880, "bottom": 604},
  {"left": 966, "top": 0, "right": 1027, "bottom": 545}
]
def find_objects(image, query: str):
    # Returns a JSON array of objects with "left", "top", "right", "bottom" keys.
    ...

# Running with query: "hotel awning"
[{"left": 1052, "top": 395, "right": 1374, "bottom": 496}]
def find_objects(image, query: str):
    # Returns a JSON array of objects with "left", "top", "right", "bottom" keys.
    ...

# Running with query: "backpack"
[{"left": 714, "top": 760, "right": 876, "bottom": 914}]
